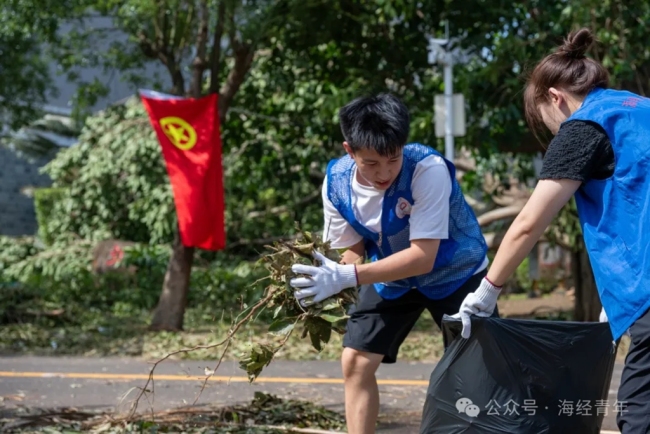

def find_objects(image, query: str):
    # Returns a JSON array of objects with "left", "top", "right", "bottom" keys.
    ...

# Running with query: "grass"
[
  {"left": 0, "top": 305, "right": 447, "bottom": 363},
  {"left": 1, "top": 303, "right": 631, "bottom": 364}
]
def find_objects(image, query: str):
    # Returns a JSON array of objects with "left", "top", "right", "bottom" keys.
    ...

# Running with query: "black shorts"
[
  {"left": 617, "top": 306, "right": 650, "bottom": 433},
  {"left": 342, "top": 268, "right": 495, "bottom": 363}
]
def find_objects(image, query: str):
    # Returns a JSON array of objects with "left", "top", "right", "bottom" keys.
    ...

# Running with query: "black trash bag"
[{"left": 419, "top": 315, "right": 617, "bottom": 434}]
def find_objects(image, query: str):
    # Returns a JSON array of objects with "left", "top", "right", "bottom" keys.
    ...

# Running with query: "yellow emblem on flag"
[{"left": 160, "top": 116, "right": 197, "bottom": 151}]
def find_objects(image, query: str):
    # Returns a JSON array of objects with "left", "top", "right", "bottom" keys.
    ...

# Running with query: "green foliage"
[
  {"left": 514, "top": 257, "right": 533, "bottom": 293},
  {"left": 30, "top": 0, "right": 637, "bottom": 256},
  {"left": 0, "top": 235, "right": 268, "bottom": 344},
  {"left": 0, "top": 0, "right": 88, "bottom": 128},
  {"left": 37, "top": 90, "right": 330, "bottom": 251},
  {"left": 189, "top": 259, "right": 266, "bottom": 311},
  {"left": 3, "top": 239, "right": 95, "bottom": 294},
  {"left": 41, "top": 99, "right": 175, "bottom": 245},
  {"left": 451, "top": 0, "right": 650, "bottom": 156},
  {"left": 0, "top": 237, "right": 98, "bottom": 336},
  {"left": 219, "top": 392, "right": 347, "bottom": 430},
  {"left": 33, "top": 187, "right": 67, "bottom": 245},
  {"left": 8, "top": 0, "right": 648, "bottom": 351},
  {"left": 0, "top": 236, "right": 40, "bottom": 271},
  {"left": 547, "top": 197, "right": 584, "bottom": 252}
]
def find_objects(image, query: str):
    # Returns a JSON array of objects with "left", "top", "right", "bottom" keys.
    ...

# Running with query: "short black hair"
[{"left": 338, "top": 93, "right": 410, "bottom": 157}]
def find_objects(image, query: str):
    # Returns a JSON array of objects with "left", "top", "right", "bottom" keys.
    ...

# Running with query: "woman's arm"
[{"left": 487, "top": 178, "right": 582, "bottom": 286}]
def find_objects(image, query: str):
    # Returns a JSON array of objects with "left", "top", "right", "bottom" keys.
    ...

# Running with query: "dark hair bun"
[{"left": 557, "top": 28, "right": 594, "bottom": 59}]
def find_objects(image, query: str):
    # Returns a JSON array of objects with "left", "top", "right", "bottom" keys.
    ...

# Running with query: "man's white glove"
[
  {"left": 290, "top": 251, "right": 358, "bottom": 307},
  {"left": 455, "top": 277, "right": 502, "bottom": 339},
  {"left": 599, "top": 307, "right": 608, "bottom": 323}
]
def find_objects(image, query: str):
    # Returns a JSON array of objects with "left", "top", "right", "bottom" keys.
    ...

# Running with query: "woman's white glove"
[
  {"left": 455, "top": 277, "right": 502, "bottom": 339},
  {"left": 289, "top": 251, "right": 358, "bottom": 307},
  {"left": 599, "top": 307, "right": 608, "bottom": 323},
  {"left": 598, "top": 306, "right": 632, "bottom": 338}
]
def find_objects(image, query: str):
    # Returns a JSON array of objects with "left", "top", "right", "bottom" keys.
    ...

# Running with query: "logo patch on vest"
[
  {"left": 622, "top": 97, "right": 641, "bottom": 108},
  {"left": 395, "top": 197, "right": 412, "bottom": 219}
]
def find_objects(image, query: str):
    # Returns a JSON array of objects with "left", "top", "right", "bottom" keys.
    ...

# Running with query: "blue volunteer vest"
[
  {"left": 326, "top": 143, "right": 488, "bottom": 300},
  {"left": 566, "top": 87, "right": 650, "bottom": 340}
]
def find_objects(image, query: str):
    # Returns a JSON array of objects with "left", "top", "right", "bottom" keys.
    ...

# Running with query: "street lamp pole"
[
  {"left": 428, "top": 21, "right": 455, "bottom": 162},
  {"left": 443, "top": 48, "right": 454, "bottom": 162}
]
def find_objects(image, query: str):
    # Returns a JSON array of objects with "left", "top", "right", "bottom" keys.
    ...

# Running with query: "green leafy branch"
[
  {"left": 239, "top": 225, "right": 357, "bottom": 381},
  {"left": 126, "top": 223, "right": 357, "bottom": 419}
]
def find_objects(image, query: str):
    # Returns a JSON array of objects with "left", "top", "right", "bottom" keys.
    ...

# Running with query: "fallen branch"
[
  {"left": 126, "top": 225, "right": 357, "bottom": 420},
  {"left": 453, "top": 157, "right": 476, "bottom": 173},
  {"left": 192, "top": 335, "right": 232, "bottom": 405},
  {"left": 483, "top": 231, "right": 506, "bottom": 250},
  {"left": 127, "top": 286, "right": 274, "bottom": 418},
  {"left": 477, "top": 202, "right": 526, "bottom": 227},
  {"left": 463, "top": 194, "right": 489, "bottom": 213}
]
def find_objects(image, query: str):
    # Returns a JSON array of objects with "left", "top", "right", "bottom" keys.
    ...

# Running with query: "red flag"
[{"left": 139, "top": 89, "right": 225, "bottom": 251}]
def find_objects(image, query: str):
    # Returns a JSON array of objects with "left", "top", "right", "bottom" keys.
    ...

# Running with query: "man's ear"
[{"left": 342, "top": 141, "right": 354, "bottom": 158}]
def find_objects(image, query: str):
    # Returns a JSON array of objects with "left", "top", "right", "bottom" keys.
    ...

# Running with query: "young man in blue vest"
[{"left": 289, "top": 93, "right": 493, "bottom": 434}]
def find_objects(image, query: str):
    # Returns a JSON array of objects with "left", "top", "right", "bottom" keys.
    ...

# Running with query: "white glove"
[
  {"left": 599, "top": 307, "right": 608, "bottom": 323},
  {"left": 455, "top": 277, "right": 502, "bottom": 339},
  {"left": 290, "top": 251, "right": 358, "bottom": 307},
  {"left": 598, "top": 307, "right": 631, "bottom": 338}
]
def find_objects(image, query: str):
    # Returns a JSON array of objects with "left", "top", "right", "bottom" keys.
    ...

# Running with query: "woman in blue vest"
[
  {"left": 288, "top": 93, "right": 491, "bottom": 434},
  {"left": 456, "top": 28, "right": 650, "bottom": 434}
]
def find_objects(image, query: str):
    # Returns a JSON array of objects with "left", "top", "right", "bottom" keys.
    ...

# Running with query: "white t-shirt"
[{"left": 322, "top": 154, "right": 488, "bottom": 272}]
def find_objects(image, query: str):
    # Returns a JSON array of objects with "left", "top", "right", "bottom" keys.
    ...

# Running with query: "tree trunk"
[
  {"left": 149, "top": 229, "right": 195, "bottom": 331},
  {"left": 571, "top": 241, "right": 601, "bottom": 322},
  {"left": 146, "top": 6, "right": 258, "bottom": 331}
]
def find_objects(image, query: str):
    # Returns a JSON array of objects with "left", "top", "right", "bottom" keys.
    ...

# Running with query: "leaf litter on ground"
[{"left": 0, "top": 392, "right": 346, "bottom": 433}]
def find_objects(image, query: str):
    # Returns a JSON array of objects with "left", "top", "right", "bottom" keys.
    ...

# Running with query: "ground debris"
[{"left": 0, "top": 392, "right": 346, "bottom": 433}]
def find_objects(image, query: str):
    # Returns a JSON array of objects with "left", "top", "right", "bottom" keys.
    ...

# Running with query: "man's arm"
[
  {"left": 340, "top": 239, "right": 365, "bottom": 265},
  {"left": 292, "top": 160, "right": 450, "bottom": 305},
  {"left": 355, "top": 239, "right": 440, "bottom": 285}
]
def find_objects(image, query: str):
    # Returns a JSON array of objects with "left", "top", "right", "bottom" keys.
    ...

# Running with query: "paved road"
[{"left": 0, "top": 356, "right": 624, "bottom": 433}]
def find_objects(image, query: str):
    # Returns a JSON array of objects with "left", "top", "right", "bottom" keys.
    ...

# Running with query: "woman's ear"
[{"left": 548, "top": 87, "right": 563, "bottom": 107}]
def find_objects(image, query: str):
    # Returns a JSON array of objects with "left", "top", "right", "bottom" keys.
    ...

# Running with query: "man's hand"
[
  {"left": 454, "top": 277, "right": 502, "bottom": 339},
  {"left": 290, "top": 251, "right": 358, "bottom": 307}
]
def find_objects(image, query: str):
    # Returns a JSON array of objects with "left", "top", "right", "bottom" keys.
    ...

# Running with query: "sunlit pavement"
[{"left": 0, "top": 356, "right": 625, "bottom": 433}]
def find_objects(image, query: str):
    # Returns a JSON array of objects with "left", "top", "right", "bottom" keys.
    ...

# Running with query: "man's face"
[{"left": 344, "top": 143, "right": 403, "bottom": 190}]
